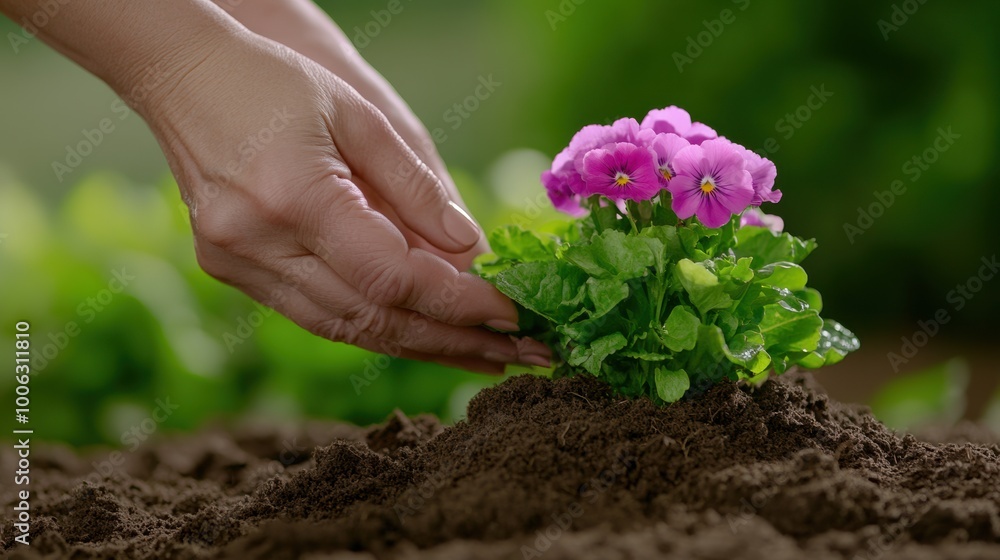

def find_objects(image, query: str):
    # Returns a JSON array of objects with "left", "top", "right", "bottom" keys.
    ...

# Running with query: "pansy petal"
[
  {"left": 669, "top": 179, "right": 703, "bottom": 218},
  {"left": 698, "top": 197, "right": 733, "bottom": 228},
  {"left": 699, "top": 138, "right": 746, "bottom": 170},
  {"left": 717, "top": 170, "right": 755, "bottom": 214},
  {"left": 610, "top": 118, "right": 644, "bottom": 144},
  {"left": 685, "top": 122, "right": 718, "bottom": 144},
  {"left": 641, "top": 106, "right": 693, "bottom": 136},
  {"left": 668, "top": 144, "right": 705, "bottom": 178}
]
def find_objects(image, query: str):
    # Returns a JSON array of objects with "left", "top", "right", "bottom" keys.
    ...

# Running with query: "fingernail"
[
  {"left": 484, "top": 350, "right": 518, "bottom": 363},
  {"left": 485, "top": 319, "right": 520, "bottom": 332},
  {"left": 519, "top": 353, "right": 551, "bottom": 368},
  {"left": 441, "top": 201, "right": 481, "bottom": 247}
]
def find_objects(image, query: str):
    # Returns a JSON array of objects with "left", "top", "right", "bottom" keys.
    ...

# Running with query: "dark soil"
[{"left": 2, "top": 373, "right": 999, "bottom": 559}]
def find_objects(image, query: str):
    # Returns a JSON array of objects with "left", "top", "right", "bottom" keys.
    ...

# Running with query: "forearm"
[
  {"left": 213, "top": 0, "right": 352, "bottom": 59},
  {"left": 0, "top": 0, "right": 240, "bottom": 117},
  {"left": 213, "top": 0, "right": 446, "bottom": 179}
]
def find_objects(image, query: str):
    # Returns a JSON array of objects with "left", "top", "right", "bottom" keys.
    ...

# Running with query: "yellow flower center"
[
  {"left": 700, "top": 180, "right": 716, "bottom": 194},
  {"left": 660, "top": 167, "right": 672, "bottom": 180},
  {"left": 614, "top": 172, "right": 631, "bottom": 187}
]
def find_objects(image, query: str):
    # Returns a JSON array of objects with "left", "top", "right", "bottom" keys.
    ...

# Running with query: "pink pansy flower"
[
  {"left": 641, "top": 106, "right": 718, "bottom": 145},
  {"left": 648, "top": 133, "right": 690, "bottom": 186},
  {"left": 581, "top": 142, "right": 661, "bottom": 201},
  {"left": 541, "top": 167, "right": 587, "bottom": 216},
  {"left": 551, "top": 124, "right": 607, "bottom": 174},
  {"left": 667, "top": 138, "right": 754, "bottom": 227},
  {"left": 567, "top": 118, "right": 655, "bottom": 178},
  {"left": 605, "top": 117, "right": 656, "bottom": 148},
  {"left": 740, "top": 207, "right": 784, "bottom": 233},
  {"left": 730, "top": 142, "right": 781, "bottom": 205}
]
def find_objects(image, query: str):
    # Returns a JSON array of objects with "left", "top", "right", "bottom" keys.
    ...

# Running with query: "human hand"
[
  {"left": 210, "top": 0, "right": 487, "bottom": 272},
  {"left": 143, "top": 30, "right": 550, "bottom": 373}
]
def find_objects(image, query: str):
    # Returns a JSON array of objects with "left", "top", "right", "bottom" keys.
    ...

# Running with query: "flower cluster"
[
  {"left": 541, "top": 106, "right": 782, "bottom": 228},
  {"left": 476, "top": 104, "right": 859, "bottom": 404}
]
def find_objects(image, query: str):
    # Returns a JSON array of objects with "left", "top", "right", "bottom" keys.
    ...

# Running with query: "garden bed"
[{"left": 2, "top": 372, "right": 999, "bottom": 559}]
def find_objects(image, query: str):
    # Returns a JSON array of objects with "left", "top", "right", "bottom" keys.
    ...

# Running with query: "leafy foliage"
[{"left": 476, "top": 198, "right": 859, "bottom": 404}]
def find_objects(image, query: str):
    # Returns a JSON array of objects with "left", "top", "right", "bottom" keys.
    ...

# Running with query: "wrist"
[
  {"left": 216, "top": 0, "right": 370, "bottom": 71},
  {"left": 107, "top": 4, "right": 245, "bottom": 121},
  {"left": 0, "top": 0, "right": 245, "bottom": 120}
]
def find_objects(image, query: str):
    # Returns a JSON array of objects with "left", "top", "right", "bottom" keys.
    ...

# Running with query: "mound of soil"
[{"left": 2, "top": 373, "right": 999, "bottom": 559}]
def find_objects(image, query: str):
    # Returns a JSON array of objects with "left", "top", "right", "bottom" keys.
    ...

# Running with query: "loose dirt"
[{"left": 2, "top": 373, "right": 998, "bottom": 559}]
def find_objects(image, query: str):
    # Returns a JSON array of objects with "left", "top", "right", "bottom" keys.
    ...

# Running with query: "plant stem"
[{"left": 589, "top": 196, "right": 604, "bottom": 234}]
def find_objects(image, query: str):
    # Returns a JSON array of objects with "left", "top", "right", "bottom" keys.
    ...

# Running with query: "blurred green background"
[{"left": 1, "top": 0, "right": 998, "bottom": 446}]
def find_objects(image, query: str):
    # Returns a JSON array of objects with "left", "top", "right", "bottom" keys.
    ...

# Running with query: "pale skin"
[{"left": 0, "top": 0, "right": 551, "bottom": 373}]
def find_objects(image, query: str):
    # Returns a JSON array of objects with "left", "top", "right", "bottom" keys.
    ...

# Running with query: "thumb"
[{"left": 331, "top": 94, "right": 483, "bottom": 254}]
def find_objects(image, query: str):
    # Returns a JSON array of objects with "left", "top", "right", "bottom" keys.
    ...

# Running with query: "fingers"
[
  {"left": 352, "top": 175, "right": 484, "bottom": 271},
  {"left": 275, "top": 253, "right": 549, "bottom": 363},
  {"left": 329, "top": 94, "right": 484, "bottom": 254},
  {"left": 195, "top": 236, "right": 548, "bottom": 370},
  {"left": 296, "top": 177, "right": 519, "bottom": 331},
  {"left": 264, "top": 266, "right": 551, "bottom": 367}
]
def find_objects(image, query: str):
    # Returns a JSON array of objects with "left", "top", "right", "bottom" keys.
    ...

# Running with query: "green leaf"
[
  {"left": 796, "top": 288, "right": 823, "bottom": 313},
  {"left": 684, "top": 325, "right": 736, "bottom": 387},
  {"left": 568, "top": 332, "right": 627, "bottom": 374},
  {"left": 729, "top": 257, "right": 755, "bottom": 283},
  {"left": 674, "top": 259, "right": 732, "bottom": 315},
  {"left": 693, "top": 324, "right": 771, "bottom": 374},
  {"left": 726, "top": 330, "right": 771, "bottom": 374},
  {"left": 797, "top": 318, "right": 860, "bottom": 368},
  {"left": 487, "top": 225, "right": 554, "bottom": 262},
  {"left": 620, "top": 350, "right": 671, "bottom": 361},
  {"left": 564, "top": 229, "right": 656, "bottom": 279},
  {"left": 654, "top": 368, "right": 690, "bottom": 402},
  {"left": 756, "top": 262, "right": 808, "bottom": 291},
  {"left": 735, "top": 227, "right": 817, "bottom": 266},
  {"left": 589, "top": 203, "right": 621, "bottom": 232},
  {"left": 586, "top": 277, "right": 629, "bottom": 319},
  {"left": 659, "top": 305, "right": 700, "bottom": 352},
  {"left": 758, "top": 302, "right": 824, "bottom": 357},
  {"left": 637, "top": 225, "right": 683, "bottom": 274},
  {"left": 494, "top": 261, "right": 587, "bottom": 324},
  {"left": 678, "top": 227, "right": 711, "bottom": 261},
  {"left": 716, "top": 310, "right": 739, "bottom": 338},
  {"left": 556, "top": 310, "right": 631, "bottom": 346}
]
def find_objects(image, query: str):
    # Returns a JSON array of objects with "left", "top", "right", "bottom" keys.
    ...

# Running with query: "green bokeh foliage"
[{"left": 1, "top": 0, "right": 998, "bottom": 443}]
